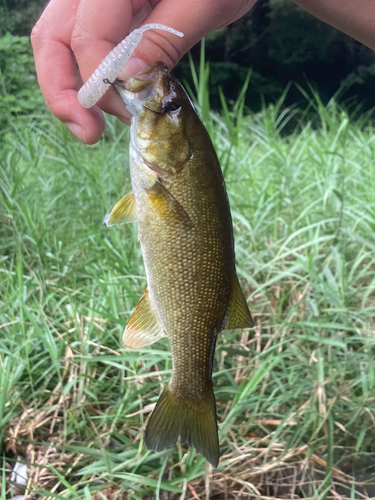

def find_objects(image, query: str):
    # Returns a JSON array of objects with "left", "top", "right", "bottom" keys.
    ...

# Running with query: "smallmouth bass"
[{"left": 106, "top": 62, "right": 254, "bottom": 467}]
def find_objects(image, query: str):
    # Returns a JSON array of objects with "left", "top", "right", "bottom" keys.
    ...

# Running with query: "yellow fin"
[
  {"left": 123, "top": 289, "right": 166, "bottom": 349},
  {"left": 104, "top": 191, "right": 137, "bottom": 226},
  {"left": 146, "top": 179, "right": 193, "bottom": 229},
  {"left": 224, "top": 273, "right": 254, "bottom": 330},
  {"left": 145, "top": 382, "right": 219, "bottom": 467}
]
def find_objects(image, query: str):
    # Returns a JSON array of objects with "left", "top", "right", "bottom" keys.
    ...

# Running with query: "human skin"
[
  {"left": 31, "top": 0, "right": 257, "bottom": 144},
  {"left": 31, "top": 0, "right": 375, "bottom": 145}
]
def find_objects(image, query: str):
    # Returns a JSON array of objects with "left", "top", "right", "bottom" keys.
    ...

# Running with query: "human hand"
[{"left": 31, "top": 0, "right": 257, "bottom": 145}]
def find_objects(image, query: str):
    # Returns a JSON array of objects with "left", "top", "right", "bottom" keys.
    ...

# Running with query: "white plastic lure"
[{"left": 77, "top": 24, "right": 184, "bottom": 109}]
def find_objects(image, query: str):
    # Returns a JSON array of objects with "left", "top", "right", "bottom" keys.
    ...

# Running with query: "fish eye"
[{"left": 163, "top": 101, "right": 181, "bottom": 113}]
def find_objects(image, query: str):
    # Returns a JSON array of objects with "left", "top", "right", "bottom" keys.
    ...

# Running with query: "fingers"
[
  {"left": 31, "top": 0, "right": 105, "bottom": 144},
  {"left": 73, "top": 0, "right": 257, "bottom": 124},
  {"left": 32, "top": 0, "right": 257, "bottom": 144},
  {"left": 123, "top": 0, "right": 258, "bottom": 71},
  {"left": 71, "top": 0, "right": 150, "bottom": 125}
]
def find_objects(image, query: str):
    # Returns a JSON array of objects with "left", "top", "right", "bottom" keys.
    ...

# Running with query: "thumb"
[{"left": 119, "top": 0, "right": 257, "bottom": 80}]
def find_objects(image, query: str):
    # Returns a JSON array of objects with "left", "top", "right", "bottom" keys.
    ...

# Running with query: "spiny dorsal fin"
[
  {"left": 104, "top": 191, "right": 137, "bottom": 226},
  {"left": 146, "top": 179, "right": 193, "bottom": 229},
  {"left": 123, "top": 289, "right": 166, "bottom": 349},
  {"left": 224, "top": 273, "right": 254, "bottom": 330}
]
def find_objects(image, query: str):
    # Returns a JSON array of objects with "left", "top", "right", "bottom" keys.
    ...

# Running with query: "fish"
[{"left": 106, "top": 62, "right": 254, "bottom": 467}]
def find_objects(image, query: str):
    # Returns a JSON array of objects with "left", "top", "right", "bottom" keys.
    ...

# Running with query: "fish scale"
[{"left": 106, "top": 61, "right": 254, "bottom": 466}]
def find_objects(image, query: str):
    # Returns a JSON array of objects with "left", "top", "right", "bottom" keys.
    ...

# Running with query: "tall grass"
[{"left": 1, "top": 67, "right": 375, "bottom": 499}]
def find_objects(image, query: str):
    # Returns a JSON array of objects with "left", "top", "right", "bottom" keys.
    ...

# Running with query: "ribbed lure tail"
[{"left": 145, "top": 383, "right": 220, "bottom": 467}]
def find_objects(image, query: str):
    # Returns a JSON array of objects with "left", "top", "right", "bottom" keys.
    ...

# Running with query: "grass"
[{"left": 1, "top": 70, "right": 375, "bottom": 499}]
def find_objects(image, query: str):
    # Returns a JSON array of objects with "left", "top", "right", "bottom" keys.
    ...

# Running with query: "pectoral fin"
[
  {"left": 146, "top": 179, "right": 193, "bottom": 229},
  {"left": 104, "top": 191, "right": 137, "bottom": 226},
  {"left": 123, "top": 289, "right": 166, "bottom": 349},
  {"left": 224, "top": 273, "right": 254, "bottom": 330}
]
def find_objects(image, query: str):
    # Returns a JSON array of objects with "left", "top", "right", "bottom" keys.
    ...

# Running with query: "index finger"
[
  {"left": 71, "top": 0, "right": 150, "bottom": 122},
  {"left": 31, "top": 0, "right": 105, "bottom": 144}
]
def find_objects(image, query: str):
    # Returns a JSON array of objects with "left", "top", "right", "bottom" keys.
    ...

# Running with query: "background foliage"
[
  {"left": 0, "top": 33, "right": 44, "bottom": 131},
  {"left": 1, "top": 0, "right": 375, "bottom": 118}
]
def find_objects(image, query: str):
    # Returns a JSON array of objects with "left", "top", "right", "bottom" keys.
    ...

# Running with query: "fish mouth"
[{"left": 115, "top": 61, "right": 169, "bottom": 116}]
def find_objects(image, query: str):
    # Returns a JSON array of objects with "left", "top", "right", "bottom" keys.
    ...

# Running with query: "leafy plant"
[{"left": 0, "top": 33, "right": 45, "bottom": 133}]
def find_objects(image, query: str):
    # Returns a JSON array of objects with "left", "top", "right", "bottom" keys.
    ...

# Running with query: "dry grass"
[{"left": 4, "top": 396, "right": 375, "bottom": 499}]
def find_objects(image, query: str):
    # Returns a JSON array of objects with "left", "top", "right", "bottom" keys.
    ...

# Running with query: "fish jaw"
[
  {"left": 115, "top": 85, "right": 143, "bottom": 116},
  {"left": 114, "top": 62, "right": 169, "bottom": 117}
]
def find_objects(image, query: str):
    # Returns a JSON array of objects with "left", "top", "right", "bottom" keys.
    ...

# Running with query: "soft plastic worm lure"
[{"left": 77, "top": 24, "right": 184, "bottom": 108}]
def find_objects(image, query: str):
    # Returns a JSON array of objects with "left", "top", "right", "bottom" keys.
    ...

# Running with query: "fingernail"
[
  {"left": 65, "top": 122, "right": 86, "bottom": 142},
  {"left": 117, "top": 115, "right": 131, "bottom": 126},
  {"left": 118, "top": 57, "right": 148, "bottom": 81}
]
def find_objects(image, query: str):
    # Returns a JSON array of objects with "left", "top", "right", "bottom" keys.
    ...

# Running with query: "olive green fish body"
[
  {"left": 108, "top": 63, "right": 253, "bottom": 466},
  {"left": 132, "top": 143, "right": 233, "bottom": 382}
]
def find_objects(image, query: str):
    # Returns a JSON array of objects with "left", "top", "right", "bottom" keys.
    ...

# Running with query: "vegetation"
[
  {"left": 2, "top": 0, "right": 375, "bottom": 112},
  {"left": 0, "top": 0, "right": 45, "bottom": 37},
  {"left": 0, "top": 33, "right": 45, "bottom": 130},
  {"left": 1, "top": 47, "right": 375, "bottom": 498}
]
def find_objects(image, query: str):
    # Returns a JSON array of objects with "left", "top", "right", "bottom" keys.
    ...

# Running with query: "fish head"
[{"left": 115, "top": 62, "right": 194, "bottom": 180}]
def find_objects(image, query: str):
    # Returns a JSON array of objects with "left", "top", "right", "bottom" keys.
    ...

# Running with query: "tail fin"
[{"left": 145, "top": 383, "right": 219, "bottom": 467}]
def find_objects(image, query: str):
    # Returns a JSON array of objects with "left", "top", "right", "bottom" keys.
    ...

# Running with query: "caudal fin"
[{"left": 145, "top": 383, "right": 219, "bottom": 467}]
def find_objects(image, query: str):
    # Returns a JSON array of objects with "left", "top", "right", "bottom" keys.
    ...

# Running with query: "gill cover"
[{"left": 115, "top": 62, "right": 192, "bottom": 180}]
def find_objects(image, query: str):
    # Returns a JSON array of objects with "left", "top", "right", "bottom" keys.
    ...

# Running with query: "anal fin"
[
  {"left": 124, "top": 289, "right": 166, "bottom": 349},
  {"left": 104, "top": 191, "right": 137, "bottom": 226},
  {"left": 224, "top": 273, "right": 254, "bottom": 330}
]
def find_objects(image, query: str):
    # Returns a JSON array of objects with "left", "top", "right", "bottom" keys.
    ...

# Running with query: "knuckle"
[
  {"left": 70, "top": 18, "right": 90, "bottom": 56},
  {"left": 205, "top": 0, "right": 254, "bottom": 27},
  {"left": 206, "top": 0, "right": 229, "bottom": 14},
  {"left": 44, "top": 88, "right": 63, "bottom": 110},
  {"left": 145, "top": 31, "right": 185, "bottom": 68},
  {"left": 30, "top": 18, "right": 46, "bottom": 48}
]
